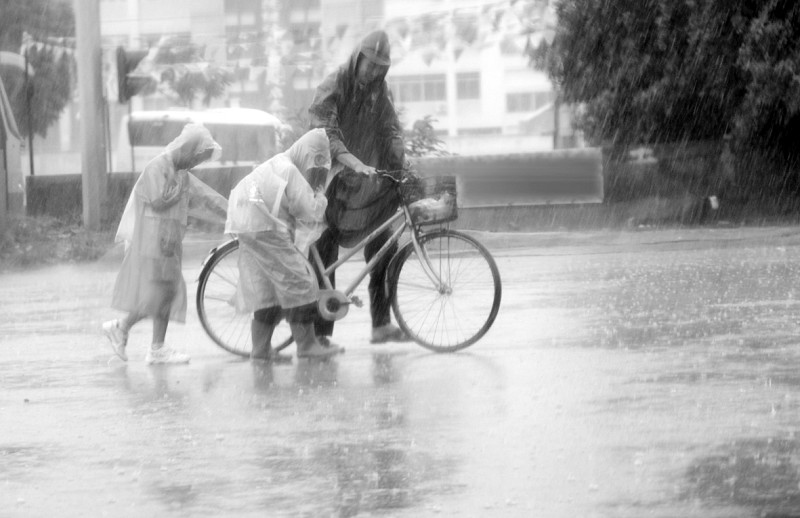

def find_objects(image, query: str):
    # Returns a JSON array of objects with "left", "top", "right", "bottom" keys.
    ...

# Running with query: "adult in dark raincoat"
[{"left": 308, "top": 29, "right": 412, "bottom": 345}]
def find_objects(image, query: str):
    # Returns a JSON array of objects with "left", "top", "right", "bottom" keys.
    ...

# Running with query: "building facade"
[{"left": 31, "top": 0, "right": 578, "bottom": 176}]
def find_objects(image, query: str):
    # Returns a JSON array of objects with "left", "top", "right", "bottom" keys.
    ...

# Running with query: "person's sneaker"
[
  {"left": 102, "top": 319, "right": 128, "bottom": 361},
  {"left": 370, "top": 324, "right": 411, "bottom": 344},
  {"left": 145, "top": 346, "right": 190, "bottom": 365}
]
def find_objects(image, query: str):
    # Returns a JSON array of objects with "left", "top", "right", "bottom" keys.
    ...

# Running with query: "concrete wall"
[
  {"left": 25, "top": 145, "right": 733, "bottom": 231},
  {"left": 25, "top": 166, "right": 253, "bottom": 227},
  {"left": 26, "top": 149, "right": 604, "bottom": 229},
  {"left": 411, "top": 148, "right": 603, "bottom": 206}
]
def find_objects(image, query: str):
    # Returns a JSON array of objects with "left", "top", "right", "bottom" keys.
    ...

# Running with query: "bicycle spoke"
[
  {"left": 392, "top": 230, "right": 501, "bottom": 352},
  {"left": 413, "top": 294, "right": 443, "bottom": 343},
  {"left": 394, "top": 279, "right": 440, "bottom": 292},
  {"left": 203, "top": 294, "right": 236, "bottom": 304},
  {"left": 197, "top": 240, "right": 253, "bottom": 357},
  {"left": 210, "top": 267, "right": 238, "bottom": 288}
]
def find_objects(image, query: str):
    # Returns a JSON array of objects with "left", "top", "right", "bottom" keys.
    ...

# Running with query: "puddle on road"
[
  {"left": 7, "top": 235, "right": 800, "bottom": 516},
  {"left": 1, "top": 351, "right": 465, "bottom": 517},
  {"left": 684, "top": 437, "right": 800, "bottom": 515}
]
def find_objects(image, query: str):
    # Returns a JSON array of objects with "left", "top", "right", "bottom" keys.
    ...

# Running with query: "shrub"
[{"left": 0, "top": 216, "right": 114, "bottom": 270}]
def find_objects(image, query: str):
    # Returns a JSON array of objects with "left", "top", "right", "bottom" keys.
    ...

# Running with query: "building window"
[
  {"left": 506, "top": 91, "right": 553, "bottom": 113},
  {"left": 226, "top": 12, "right": 256, "bottom": 26},
  {"left": 391, "top": 74, "right": 446, "bottom": 103},
  {"left": 507, "top": 92, "right": 532, "bottom": 112},
  {"left": 288, "top": 0, "right": 320, "bottom": 9},
  {"left": 456, "top": 72, "right": 480, "bottom": 100},
  {"left": 225, "top": 0, "right": 260, "bottom": 11},
  {"left": 535, "top": 91, "right": 553, "bottom": 109},
  {"left": 289, "top": 22, "right": 321, "bottom": 45}
]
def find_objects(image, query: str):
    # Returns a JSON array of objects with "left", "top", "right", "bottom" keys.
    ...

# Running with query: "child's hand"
[
  {"left": 153, "top": 170, "right": 188, "bottom": 211},
  {"left": 166, "top": 170, "right": 189, "bottom": 196},
  {"left": 163, "top": 179, "right": 181, "bottom": 201}
]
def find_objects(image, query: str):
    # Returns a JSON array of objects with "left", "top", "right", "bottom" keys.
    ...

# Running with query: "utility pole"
[
  {"left": 444, "top": 0, "right": 458, "bottom": 138},
  {"left": 23, "top": 42, "right": 35, "bottom": 176},
  {"left": 553, "top": 90, "right": 561, "bottom": 149},
  {"left": 0, "top": 143, "right": 6, "bottom": 235},
  {"left": 74, "top": 0, "right": 108, "bottom": 230}
]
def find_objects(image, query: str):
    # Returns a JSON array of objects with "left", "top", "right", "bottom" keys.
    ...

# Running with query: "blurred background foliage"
[
  {"left": 529, "top": 0, "right": 800, "bottom": 168},
  {"left": 0, "top": 0, "right": 75, "bottom": 138},
  {"left": 3, "top": 0, "right": 800, "bottom": 165}
]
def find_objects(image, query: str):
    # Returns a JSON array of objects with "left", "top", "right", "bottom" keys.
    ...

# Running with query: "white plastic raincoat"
[
  {"left": 112, "top": 123, "right": 228, "bottom": 322},
  {"left": 225, "top": 128, "right": 330, "bottom": 312}
]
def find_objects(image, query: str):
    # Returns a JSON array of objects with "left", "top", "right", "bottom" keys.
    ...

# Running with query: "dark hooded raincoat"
[{"left": 308, "top": 32, "right": 407, "bottom": 247}]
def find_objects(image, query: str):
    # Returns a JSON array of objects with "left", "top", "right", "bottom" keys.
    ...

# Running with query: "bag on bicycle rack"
[
  {"left": 324, "top": 170, "right": 403, "bottom": 248},
  {"left": 409, "top": 175, "right": 458, "bottom": 226}
]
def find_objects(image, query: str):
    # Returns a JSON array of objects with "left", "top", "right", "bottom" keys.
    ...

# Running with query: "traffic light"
[{"left": 116, "top": 46, "right": 153, "bottom": 103}]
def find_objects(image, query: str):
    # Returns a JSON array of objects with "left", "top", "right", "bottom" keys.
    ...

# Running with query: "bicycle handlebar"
[{"left": 376, "top": 169, "right": 408, "bottom": 183}]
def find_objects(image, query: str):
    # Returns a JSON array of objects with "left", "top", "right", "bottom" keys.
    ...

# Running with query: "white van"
[{"left": 113, "top": 108, "right": 283, "bottom": 173}]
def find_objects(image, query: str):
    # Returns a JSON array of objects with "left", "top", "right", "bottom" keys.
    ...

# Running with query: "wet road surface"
[{"left": 4, "top": 227, "right": 800, "bottom": 517}]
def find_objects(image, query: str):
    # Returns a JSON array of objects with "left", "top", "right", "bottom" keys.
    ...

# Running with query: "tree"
[
  {"left": 148, "top": 36, "right": 232, "bottom": 108},
  {"left": 404, "top": 116, "right": 449, "bottom": 157},
  {"left": 531, "top": 0, "right": 758, "bottom": 149},
  {"left": 528, "top": 0, "right": 800, "bottom": 164},
  {"left": 0, "top": 0, "right": 75, "bottom": 138},
  {"left": 736, "top": 0, "right": 800, "bottom": 163}
]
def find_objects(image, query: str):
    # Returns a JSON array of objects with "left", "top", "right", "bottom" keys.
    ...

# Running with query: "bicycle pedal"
[{"left": 350, "top": 296, "right": 364, "bottom": 308}]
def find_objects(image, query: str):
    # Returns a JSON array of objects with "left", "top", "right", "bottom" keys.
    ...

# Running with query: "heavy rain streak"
[{"left": 2, "top": 0, "right": 800, "bottom": 517}]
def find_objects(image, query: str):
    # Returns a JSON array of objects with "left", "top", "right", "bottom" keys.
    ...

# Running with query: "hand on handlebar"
[{"left": 353, "top": 163, "right": 377, "bottom": 176}]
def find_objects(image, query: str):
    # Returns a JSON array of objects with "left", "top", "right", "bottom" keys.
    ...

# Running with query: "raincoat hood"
[
  {"left": 359, "top": 30, "right": 391, "bottom": 67},
  {"left": 285, "top": 128, "right": 330, "bottom": 181},
  {"left": 226, "top": 128, "right": 329, "bottom": 240},
  {"left": 347, "top": 31, "right": 391, "bottom": 85},
  {"left": 164, "top": 123, "right": 222, "bottom": 169}
]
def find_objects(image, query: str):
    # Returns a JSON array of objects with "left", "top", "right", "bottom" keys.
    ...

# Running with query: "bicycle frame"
[
  {"left": 197, "top": 171, "right": 501, "bottom": 355},
  {"left": 308, "top": 203, "right": 446, "bottom": 301}
]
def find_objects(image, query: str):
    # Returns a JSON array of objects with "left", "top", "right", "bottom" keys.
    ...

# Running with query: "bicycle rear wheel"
[
  {"left": 196, "top": 239, "right": 251, "bottom": 357},
  {"left": 196, "top": 239, "right": 292, "bottom": 357},
  {"left": 390, "top": 229, "right": 501, "bottom": 352}
]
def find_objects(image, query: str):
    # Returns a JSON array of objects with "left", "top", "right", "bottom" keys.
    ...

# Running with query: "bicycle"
[{"left": 196, "top": 171, "right": 502, "bottom": 356}]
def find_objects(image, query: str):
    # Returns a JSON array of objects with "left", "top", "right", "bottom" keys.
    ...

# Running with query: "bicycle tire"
[
  {"left": 196, "top": 239, "right": 251, "bottom": 357},
  {"left": 389, "top": 229, "right": 502, "bottom": 352}
]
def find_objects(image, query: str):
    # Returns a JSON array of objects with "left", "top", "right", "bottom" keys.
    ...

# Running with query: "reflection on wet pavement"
[
  {"left": 6, "top": 230, "right": 800, "bottom": 516},
  {"left": 686, "top": 437, "right": 800, "bottom": 513}
]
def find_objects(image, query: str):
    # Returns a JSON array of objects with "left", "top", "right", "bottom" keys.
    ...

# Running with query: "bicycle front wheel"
[
  {"left": 196, "top": 239, "right": 252, "bottom": 357},
  {"left": 390, "top": 229, "right": 501, "bottom": 352}
]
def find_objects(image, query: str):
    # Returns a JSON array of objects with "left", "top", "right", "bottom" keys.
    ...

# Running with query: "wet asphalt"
[{"left": 4, "top": 226, "right": 800, "bottom": 517}]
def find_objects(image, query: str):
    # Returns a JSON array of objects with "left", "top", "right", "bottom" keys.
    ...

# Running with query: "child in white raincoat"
[
  {"left": 103, "top": 123, "right": 228, "bottom": 364},
  {"left": 226, "top": 128, "right": 342, "bottom": 361}
]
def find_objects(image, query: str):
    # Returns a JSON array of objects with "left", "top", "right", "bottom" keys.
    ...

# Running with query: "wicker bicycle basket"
[{"left": 409, "top": 175, "right": 458, "bottom": 225}]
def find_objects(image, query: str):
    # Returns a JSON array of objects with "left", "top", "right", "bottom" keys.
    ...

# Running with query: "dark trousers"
[
  {"left": 313, "top": 226, "right": 397, "bottom": 337},
  {"left": 254, "top": 303, "right": 316, "bottom": 325}
]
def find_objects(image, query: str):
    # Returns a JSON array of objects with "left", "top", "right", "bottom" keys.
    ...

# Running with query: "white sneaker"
[
  {"left": 145, "top": 346, "right": 190, "bottom": 365},
  {"left": 102, "top": 319, "right": 128, "bottom": 361}
]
